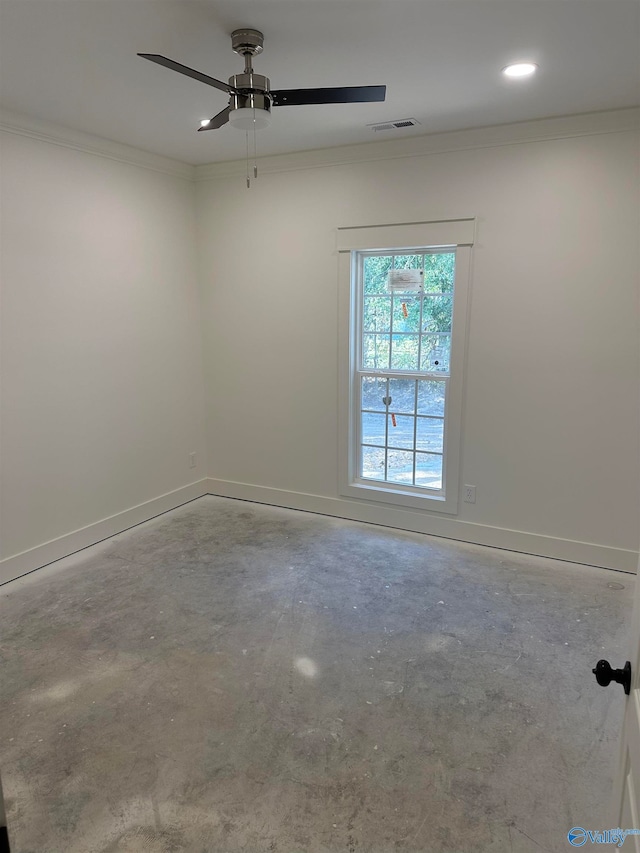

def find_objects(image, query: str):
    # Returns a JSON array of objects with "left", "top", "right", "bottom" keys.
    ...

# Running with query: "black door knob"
[{"left": 592, "top": 659, "right": 631, "bottom": 695}]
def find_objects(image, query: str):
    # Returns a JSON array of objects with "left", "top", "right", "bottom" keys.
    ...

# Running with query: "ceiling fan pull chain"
[
  {"left": 246, "top": 129, "right": 250, "bottom": 188},
  {"left": 253, "top": 114, "right": 258, "bottom": 179}
]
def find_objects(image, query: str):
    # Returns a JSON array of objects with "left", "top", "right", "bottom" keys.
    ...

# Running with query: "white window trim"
[{"left": 337, "top": 219, "right": 474, "bottom": 514}]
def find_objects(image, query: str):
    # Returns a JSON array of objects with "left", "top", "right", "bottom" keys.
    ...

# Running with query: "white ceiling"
[{"left": 1, "top": 0, "right": 638, "bottom": 166}]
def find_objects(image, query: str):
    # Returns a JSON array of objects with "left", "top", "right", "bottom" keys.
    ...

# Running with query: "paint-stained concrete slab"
[{"left": 0, "top": 496, "right": 633, "bottom": 852}]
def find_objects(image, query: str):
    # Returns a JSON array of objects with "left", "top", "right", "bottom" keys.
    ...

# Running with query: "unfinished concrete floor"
[{"left": 0, "top": 496, "right": 634, "bottom": 852}]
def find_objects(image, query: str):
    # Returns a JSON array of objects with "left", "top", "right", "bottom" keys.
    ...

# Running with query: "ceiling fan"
[{"left": 138, "top": 28, "right": 386, "bottom": 134}]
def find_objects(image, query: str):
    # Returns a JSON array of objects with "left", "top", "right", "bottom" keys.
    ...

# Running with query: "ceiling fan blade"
[
  {"left": 271, "top": 85, "right": 386, "bottom": 107},
  {"left": 197, "top": 106, "right": 231, "bottom": 131},
  {"left": 138, "top": 54, "right": 238, "bottom": 95}
]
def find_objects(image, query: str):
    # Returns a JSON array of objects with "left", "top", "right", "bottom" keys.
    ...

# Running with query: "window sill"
[{"left": 341, "top": 480, "right": 459, "bottom": 514}]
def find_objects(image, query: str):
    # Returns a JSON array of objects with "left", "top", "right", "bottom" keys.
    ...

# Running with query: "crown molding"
[
  {"left": 2, "top": 106, "right": 636, "bottom": 185},
  {"left": 0, "top": 109, "right": 195, "bottom": 181},
  {"left": 194, "top": 107, "right": 640, "bottom": 182}
]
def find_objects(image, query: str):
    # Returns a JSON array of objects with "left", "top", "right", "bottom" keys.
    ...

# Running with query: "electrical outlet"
[
  {"left": 189, "top": 452, "right": 196, "bottom": 469},
  {"left": 464, "top": 485, "right": 476, "bottom": 504}
]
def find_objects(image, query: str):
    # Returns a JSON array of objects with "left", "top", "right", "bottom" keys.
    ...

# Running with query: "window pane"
[
  {"left": 392, "top": 294, "right": 421, "bottom": 333},
  {"left": 363, "top": 296, "right": 391, "bottom": 332},
  {"left": 363, "top": 334, "right": 390, "bottom": 370},
  {"left": 422, "top": 295, "right": 453, "bottom": 333},
  {"left": 361, "top": 445, "right": 386, "bottom": 481},
  {"left": 415, "top": 453, "right": 443, "bottom": 489},
  {"left": 417, "top": 380, "right": 445, "bottom": 417},
  {"left": 387, "top": 414, "right": 414, "bottom": 449},
  {"left": 416, "top": 417, "right": 444, "bottom": 453},
  {"left": 386, "top": 449, "right": 415, "bottom": 484},
  {"left": 361, "top": 376, "right": 387, "bottom": 412},
  {"left": 362, "top": 412, "right": 386, "bottom": 446},
  {"left": 420, "top": 335, "right": 450, "bottom": 373},
  {"left": 390, "top": 334, "right": 419, "bottom": 371},
  {"left": 387, "top": 378, "right": 416, "bottom": 414},
  {"left": 424, "top": 253, "right": 455, "bottom": 293},
  {"left": 364, "top": 255, "right": 392, "bottom": 295}
]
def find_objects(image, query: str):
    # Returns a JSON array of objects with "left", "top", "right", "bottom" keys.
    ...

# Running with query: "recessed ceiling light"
[
  {"left": 200, "top": 118, "right": 211, "bottom": 127},
  {"left": 502, "top": 62, "right": 538, "bottom": 78}
]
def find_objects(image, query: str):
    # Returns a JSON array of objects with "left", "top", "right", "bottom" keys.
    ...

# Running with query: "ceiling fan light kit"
[
  {"left": 138, "top": 27, "right": 386, "bottom": 185},
  {"left": 229, "top": 107, "right": 272, "bottom": 130}
]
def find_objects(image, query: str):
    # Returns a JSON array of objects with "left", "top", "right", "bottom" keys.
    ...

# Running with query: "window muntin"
[{"left": 356, "top": 250, "right": 455, "bottom": 496}]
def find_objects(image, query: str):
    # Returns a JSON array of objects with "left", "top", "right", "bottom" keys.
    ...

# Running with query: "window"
[
  {"left": 359, "top": 249, "right": 453, "bottom": 491},
  {"left": 338, "top": 220, "right": 474, "bottom": 513}
]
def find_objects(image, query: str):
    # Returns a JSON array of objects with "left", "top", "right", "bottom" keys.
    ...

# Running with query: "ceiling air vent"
[{"left": 368, "top": 117, "right": 420, "bottom": 132}]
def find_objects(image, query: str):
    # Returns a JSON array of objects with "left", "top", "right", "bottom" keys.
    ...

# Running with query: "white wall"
[
  {"left": 196, "top": 115, "right": 639, "bottom": 570},
  {"left": 0, "top": 127, "right": 206, "bottom": 569},
  {"left": 1, "top": 110, "right": 637, "bottom": 578}
]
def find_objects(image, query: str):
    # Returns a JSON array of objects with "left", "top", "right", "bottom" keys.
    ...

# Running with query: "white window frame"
[{"left": 337, "top": 219, "right": 474, "bottom": 514}]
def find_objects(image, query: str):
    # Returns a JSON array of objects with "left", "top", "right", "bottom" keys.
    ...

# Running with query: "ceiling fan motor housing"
[
  {"left": 230, "top": 73, "right": 270, "bottom": 96},
  {"left": 229, "top": 72, "right": 272, "bottom": 124}
]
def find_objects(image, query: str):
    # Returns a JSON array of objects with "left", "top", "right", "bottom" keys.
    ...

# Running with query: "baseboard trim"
[
  {"left": 205, "top": 478, "right": 638, "bottom": 574},
  {"left": 2, "top": 477, "right": 634, "bottom": 584},
  {"left": 0, "top": 480, "right": 209, "bottom": 585}
]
